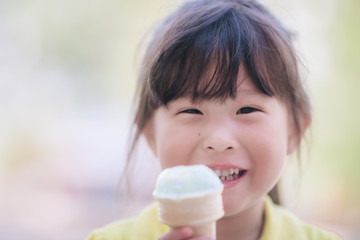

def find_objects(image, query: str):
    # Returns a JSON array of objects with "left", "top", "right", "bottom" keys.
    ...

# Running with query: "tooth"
[
  {"left": 214, "top": 169, "right": 221, "bottom": 177},
  {"left": 229, "top": 168, "right": 234, "bottom": 175},
  {"left": 220, "top": 176, "right": 226, "bottom": 180},
  {"left": 227, "top": 175, "right": 233, "bottom": 180},
  {"left": 234, "top": 168, "right": 239, "bottom": 174},
  {"left": 221, "top": 170, "right": 229, "bottom": 177}
]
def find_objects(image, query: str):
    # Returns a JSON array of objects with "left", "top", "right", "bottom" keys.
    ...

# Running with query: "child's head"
[
  {"left": 130, "top": 0, "right": 311, "bottom": 203},
  {"left": 134, "top": 0, "right": 310, "bottom": 145}
]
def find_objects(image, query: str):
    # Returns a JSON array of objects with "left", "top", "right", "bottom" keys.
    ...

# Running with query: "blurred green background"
[{"left": 0, "top": 0, "right": 359, "bottom": 239}]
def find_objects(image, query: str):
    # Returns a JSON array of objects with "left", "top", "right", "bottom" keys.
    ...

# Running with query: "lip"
[{"left": 207, "top": 164, "right": 248, "bottom": 188}]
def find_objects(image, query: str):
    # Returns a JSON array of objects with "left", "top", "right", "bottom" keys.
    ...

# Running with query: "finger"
[
  {"left": 190, "top": 237, "right": 213, "bottom": 240},
  {"left": 158, "top": 226, "right": 193, "bottom": 240}
]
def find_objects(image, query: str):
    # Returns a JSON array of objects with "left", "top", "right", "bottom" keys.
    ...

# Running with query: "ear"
[
  {"left": 142, "top": 115, "right": 157, "bottom": 157},
  {"left": 287, "top": 113, "right": 311, "bottom": 154}
]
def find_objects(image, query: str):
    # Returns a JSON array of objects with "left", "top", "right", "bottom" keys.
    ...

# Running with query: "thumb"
[{"left": 158, "top": 226, "right": 193, "bottom": 240}]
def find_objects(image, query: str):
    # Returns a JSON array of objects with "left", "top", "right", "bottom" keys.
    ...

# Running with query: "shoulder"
[
  {"left": 261, "top": 196, "right": 342, "bottom": 240},
  {"left": 87, "top": 203, "right": 169, "bottom": 240}
]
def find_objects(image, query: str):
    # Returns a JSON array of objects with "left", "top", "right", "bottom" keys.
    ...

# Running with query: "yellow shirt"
[{"left": 88, "top": 196, "right": 341, "bottom": 240}]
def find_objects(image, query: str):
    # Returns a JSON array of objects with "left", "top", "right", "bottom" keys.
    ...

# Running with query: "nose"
[{"left": 202, "top": 124, "right": 239, "bottom": 152}]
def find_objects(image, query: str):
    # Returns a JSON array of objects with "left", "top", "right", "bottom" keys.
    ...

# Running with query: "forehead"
[{"left": 234, "top": 65, "right": 260, "bottom": 93}]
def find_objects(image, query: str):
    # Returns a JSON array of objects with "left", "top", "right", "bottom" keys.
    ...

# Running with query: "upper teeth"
[{"left": 214, "top": 168, "right": 240, "bottom": 177}]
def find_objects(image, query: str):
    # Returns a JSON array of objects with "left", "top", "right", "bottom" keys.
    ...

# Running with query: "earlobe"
[
  {"left": 287, "top": 132, "right": 299, "bottom": 154},
  {"left": 142, "top": 116, "right": 157, "bottom": 156}
]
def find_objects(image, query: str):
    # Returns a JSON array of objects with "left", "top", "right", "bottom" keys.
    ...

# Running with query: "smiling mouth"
[{"left": 214, "top": 168, "right": 247, "bottom": 181}]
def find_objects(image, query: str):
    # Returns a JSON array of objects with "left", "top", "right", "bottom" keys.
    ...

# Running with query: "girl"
[{"left": 89, "top": 0, "right": 341, "bottom": 239}]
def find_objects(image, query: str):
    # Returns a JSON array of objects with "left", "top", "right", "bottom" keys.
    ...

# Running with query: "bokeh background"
[{"left": 0, "top": 0, "right": 359, "bottom": 239}]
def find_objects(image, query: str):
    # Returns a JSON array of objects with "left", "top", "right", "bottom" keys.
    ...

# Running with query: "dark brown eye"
[
  {"left": 237, "top": 107, "right": 258, "bottom": 114},
  {"left": 180, "top": 109, "right": 202, "bottom": 114}
]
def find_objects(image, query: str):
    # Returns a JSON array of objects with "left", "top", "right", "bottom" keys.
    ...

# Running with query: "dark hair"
[{"left": 129, "top": 0, "right": 311, "bottom": 204}]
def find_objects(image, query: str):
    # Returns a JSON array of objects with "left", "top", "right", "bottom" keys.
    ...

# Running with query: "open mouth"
[{"left": 214, "top": 168, "right": 247, "bottom": 181}]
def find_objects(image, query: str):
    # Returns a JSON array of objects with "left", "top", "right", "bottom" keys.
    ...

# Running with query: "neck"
[{"left": 216, "top": 198, "right": 265, "bottom": 240}]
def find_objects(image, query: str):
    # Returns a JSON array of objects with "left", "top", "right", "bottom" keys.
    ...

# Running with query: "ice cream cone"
[{"left": 153, "top": 165, "right": 224, "bottom": 239}]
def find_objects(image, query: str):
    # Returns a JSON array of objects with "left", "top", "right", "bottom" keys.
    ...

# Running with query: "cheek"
[
  {"left": 251, "top": 121, "right": 288, "bottom": 181},
  {"left": 155, "top": 125, "right": 198, "bottom": 169}
]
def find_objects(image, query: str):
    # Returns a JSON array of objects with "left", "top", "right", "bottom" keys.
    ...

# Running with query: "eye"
[
  {"left": 179, "top": 108, "right": 202, "bottom": 114},
  {"left": 237, "top": 107, "right": 259, "bottom": 114}
]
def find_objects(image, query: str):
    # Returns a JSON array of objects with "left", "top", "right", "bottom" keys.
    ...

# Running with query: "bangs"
[
  {"left": 148, "top": 1, "right": 295, "bottom": 106},
  {"left": 150, "top": 10, "right": 244, "bottom": 104}
]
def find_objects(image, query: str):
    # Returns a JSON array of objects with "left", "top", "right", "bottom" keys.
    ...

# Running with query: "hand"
[{"left": 158, "top": 226, "right": 213, "bottom": 240}]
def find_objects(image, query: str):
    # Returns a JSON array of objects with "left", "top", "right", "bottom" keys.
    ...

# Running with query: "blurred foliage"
[{"left": 325, "top": 0, "right": 360, "bottom": 198}]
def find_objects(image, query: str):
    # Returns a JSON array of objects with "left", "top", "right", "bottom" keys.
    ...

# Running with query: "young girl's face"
[{"left": 144, "top": 72, "right": 297, "bottom": 217}]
